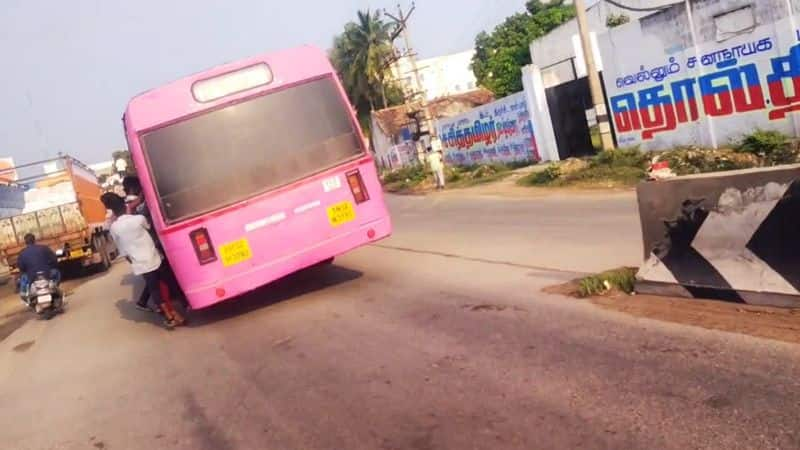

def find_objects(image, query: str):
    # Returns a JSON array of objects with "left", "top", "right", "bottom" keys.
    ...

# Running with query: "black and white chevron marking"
[{"left": 637, "top": 180, "right": 800, "bottom": 304}]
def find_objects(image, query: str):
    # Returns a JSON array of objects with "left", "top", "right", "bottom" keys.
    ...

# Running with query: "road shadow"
[
  {"left": 119, "top": 272, "right": 137, "bottom": 287},
  {"left": 114, "top": 271, "right": 165, "bottom": 328},
  {"left": 0, "top": 309, "right": 31, "bottom": 342},
  {"left": 114, "top": 298, "right": 163, "bottom": 328},
  {"left": 187, "top": 263, "right": 363, "bottom": 327}
]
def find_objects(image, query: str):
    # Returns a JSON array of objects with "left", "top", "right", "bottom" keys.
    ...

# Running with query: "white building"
[
  {"left": 529, "top": 0, "right": 667, "bottom": 89},
  {"left": 390, "top": 50, "right": 479, "bottom": 102},
  {"left": 89, "top": 160, "right": 114, "bottom": 178}
]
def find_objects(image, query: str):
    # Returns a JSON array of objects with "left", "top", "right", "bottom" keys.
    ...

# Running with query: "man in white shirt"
[
  {"left": 102, "top": 193, "right": 184, "bottom": 329},
  {"left": 427, "top": 148, "right": 445, "bottom": 190}
]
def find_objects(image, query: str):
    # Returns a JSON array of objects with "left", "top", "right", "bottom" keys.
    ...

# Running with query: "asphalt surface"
[{"left": 1, "top": 191, "right": 799, "bottom": 450}]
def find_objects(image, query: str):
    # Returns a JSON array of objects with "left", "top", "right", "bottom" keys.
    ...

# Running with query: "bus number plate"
[
  {"left": 219, "top": 238, "right": 253, "bottom": 267},
  {"left": 327, "top": 201, "right": 356, "bottom": 227}
]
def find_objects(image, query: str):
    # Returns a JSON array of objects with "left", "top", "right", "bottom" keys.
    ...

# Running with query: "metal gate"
[{"left": 545, "top": 76, "right": 596, "bottom": 160}]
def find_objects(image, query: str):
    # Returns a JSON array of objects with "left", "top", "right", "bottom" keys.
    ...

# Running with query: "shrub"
[
  {"left": 567, "top": 165, "right": 647, "bottom": 186},
  {"left": 658, "top": 146, "right": 756, "bottom": 175},
  {"left": 591, "top": 147, "right": 649, "bottom": 169},
  {"left": 523, "top": 164, "right": 562, "bottom": 185},
  {"left": 472, "top": 164, "right": 500, "bottom": 179},
  {"left": 381, "top": 164, "right": 427, "bottom": 184},
  {"left": 736, "top": 129, "right": 797, "bottom": 165},
  {"left": 606, "top": 13, "right": 631, "bottom": 28},
  {"left": 562, "top": 147, "right": 649, "bottom": 186},
  {"left": 578, "top": 267, "right": 637, "bottom": 297},
  {"left": 446, "top": 167, "right": 464, "bottom": 183}
]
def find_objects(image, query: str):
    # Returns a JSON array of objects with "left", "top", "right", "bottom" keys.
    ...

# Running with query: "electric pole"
[
  {"left": 574, "top": 0, "right": 614, "bottom": 151},
  {"left": 384, "top": 2, "right": 437, "bottom": 148}
]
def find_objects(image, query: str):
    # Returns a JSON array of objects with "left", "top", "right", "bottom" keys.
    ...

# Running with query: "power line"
[{"left": 602, "top": 0, "right": 683, "bottom": 13}]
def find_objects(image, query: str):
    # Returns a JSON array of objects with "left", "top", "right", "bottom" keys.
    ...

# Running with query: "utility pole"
[
  {"left": 574, "top": 0, "right": 614, "bottom": 151},
  {"left": 384, "top": 2, "right": 437, "bottom": 154}
]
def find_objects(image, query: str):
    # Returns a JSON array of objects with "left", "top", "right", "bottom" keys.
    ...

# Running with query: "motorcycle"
[{"left": 21, "top": 271, "right": 64, "bottom": 319}]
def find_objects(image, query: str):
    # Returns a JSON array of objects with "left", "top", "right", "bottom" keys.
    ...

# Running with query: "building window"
[
  {"left": 454, "top": 84, "right": 462, "bottom": 92},
  {"left": 467, "top": 81, "right": 475, "bottom": 90}
]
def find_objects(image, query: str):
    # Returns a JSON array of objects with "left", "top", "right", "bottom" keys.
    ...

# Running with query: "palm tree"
[{"left": 331, "top": 10, "right": 396, "bottom": 111}]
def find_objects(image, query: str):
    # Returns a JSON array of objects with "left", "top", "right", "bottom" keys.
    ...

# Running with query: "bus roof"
[{"left": 125, "top": 45, "right": 336, "bottom": 132}]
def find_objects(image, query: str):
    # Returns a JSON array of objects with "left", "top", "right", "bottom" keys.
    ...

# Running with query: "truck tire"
[
  {"left": 100, "top": 245, "right": 111, "bottom": 271},
  {"left": 93, "top": 235, "right": 111, "bottom": 272}
]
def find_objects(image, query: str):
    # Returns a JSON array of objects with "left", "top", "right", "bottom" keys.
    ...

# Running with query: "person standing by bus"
[
  {"left": 122, "top": 176, "right": 186, "bottom": 311},
  {"left": 103, "top": 193, "right": 185, "bottom": 329},
  {"left": 427, "top": 147, "right": 445, "bottom": 190}
]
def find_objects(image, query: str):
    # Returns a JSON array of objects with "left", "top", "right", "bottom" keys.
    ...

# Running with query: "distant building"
[
  {"left": 89, "top": 160, "right": 123, "bottom": 192},
  {"left": 529, "top": 0, "right": 665, "bottom": 89},
  {"left": 89, "top": 160, "right": 114, "bottom": 178},
  {"left": 0, "top": 158, "right": 23, "bottom": 217},
  {"left": 0, "top": 158, "right": 17, "bottom": 184},
  {"left": 390, "top": 50, "right": 479, "bottom": 101},
  {"left": 370, "top": 89, "right": 495, "bottom": 169}
]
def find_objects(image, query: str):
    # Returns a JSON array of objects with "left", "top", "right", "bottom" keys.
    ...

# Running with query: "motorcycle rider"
[{"left": 17, "top": 233, "right": 60, "bottom": 300}]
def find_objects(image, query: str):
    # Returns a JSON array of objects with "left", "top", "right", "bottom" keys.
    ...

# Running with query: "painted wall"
[
  {"left": 600, "top": 0, "right": 800, "bottom": 151},
  {"left": 437, "top": 92, "right": 539, "bottom": 166},
  {"left": 382, "top": 142, "right": 419, "bottom": 170}
]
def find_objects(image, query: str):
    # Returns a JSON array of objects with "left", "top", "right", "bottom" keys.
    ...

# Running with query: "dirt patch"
[
  {"left": 542, "top": 280, "right": 582, "bottom": 298},
  {"left": 545, "top": 280, "right": 800, "bottom": 345}
]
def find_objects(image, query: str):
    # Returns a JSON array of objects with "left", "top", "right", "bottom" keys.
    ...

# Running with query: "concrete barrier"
[{"left": 636, "top": 165, "right": 800, "bottom": 308}]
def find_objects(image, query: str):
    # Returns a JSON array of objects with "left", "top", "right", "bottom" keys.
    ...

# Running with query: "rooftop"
[{"left": 371, "top": 88, "right": 495, "bottom": 138}]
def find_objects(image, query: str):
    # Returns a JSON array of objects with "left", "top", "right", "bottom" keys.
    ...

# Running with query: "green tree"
[
  {"left": 330, "top": 10, "right": 402, "bottom": 112},
  {"left": 606, "top": 13, "right": 630, "bottom": 28},
  {"left": 472, "top": 0, "right": 576, "bottom": 97}
]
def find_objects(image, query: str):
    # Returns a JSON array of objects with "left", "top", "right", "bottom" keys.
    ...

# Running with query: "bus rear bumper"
[{"left": 184, "top": 217, "right": 392, "bottom": 309}]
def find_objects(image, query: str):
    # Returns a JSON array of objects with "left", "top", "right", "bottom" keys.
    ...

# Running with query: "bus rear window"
[{"left": 141, "top": 77, "right": 363, "bottom": 223}]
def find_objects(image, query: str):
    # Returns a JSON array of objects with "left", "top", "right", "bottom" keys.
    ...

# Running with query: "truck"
[{"left": 0, "top": 156, "right": 117, "bottom": 278}]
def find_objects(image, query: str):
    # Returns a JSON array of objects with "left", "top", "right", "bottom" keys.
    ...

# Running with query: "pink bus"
[{"left": 122, "top": 46, "right": 392, "bottom": 309}]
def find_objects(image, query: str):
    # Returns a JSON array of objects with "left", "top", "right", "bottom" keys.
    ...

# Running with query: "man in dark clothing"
[{"left": 17, "top": 234, "right": 60, "bottom": 295}]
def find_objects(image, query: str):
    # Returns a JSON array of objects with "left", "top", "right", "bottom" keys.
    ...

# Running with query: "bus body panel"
[
  {"left": 126, "top": 46, "right": 338, "bottom": 134},
  {"left": 123, "top": 46, "right": 391, "bottom": 309},
  {"left": 158, "top": 158, "right": 390, "bottom": 309}
]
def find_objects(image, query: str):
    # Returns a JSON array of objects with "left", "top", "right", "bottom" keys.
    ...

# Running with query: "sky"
[{"left": 0, "top": 0, "right": 528, "bottom": 165}]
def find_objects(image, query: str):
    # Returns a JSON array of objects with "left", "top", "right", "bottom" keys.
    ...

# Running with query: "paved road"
[
  {"left": 1, "top": 192, "right": 799, "bottom": 450},
  {"left": 385, "top": 191, "right": 642, "bottom": 273}
]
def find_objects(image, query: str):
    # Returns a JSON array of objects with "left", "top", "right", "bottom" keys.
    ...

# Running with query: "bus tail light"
[
  {"left": 190, "top": 228, "right": 217, "bottom": 265},
  {"left": 346, "top": 170, "right": 369, "bottom": 204}
]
